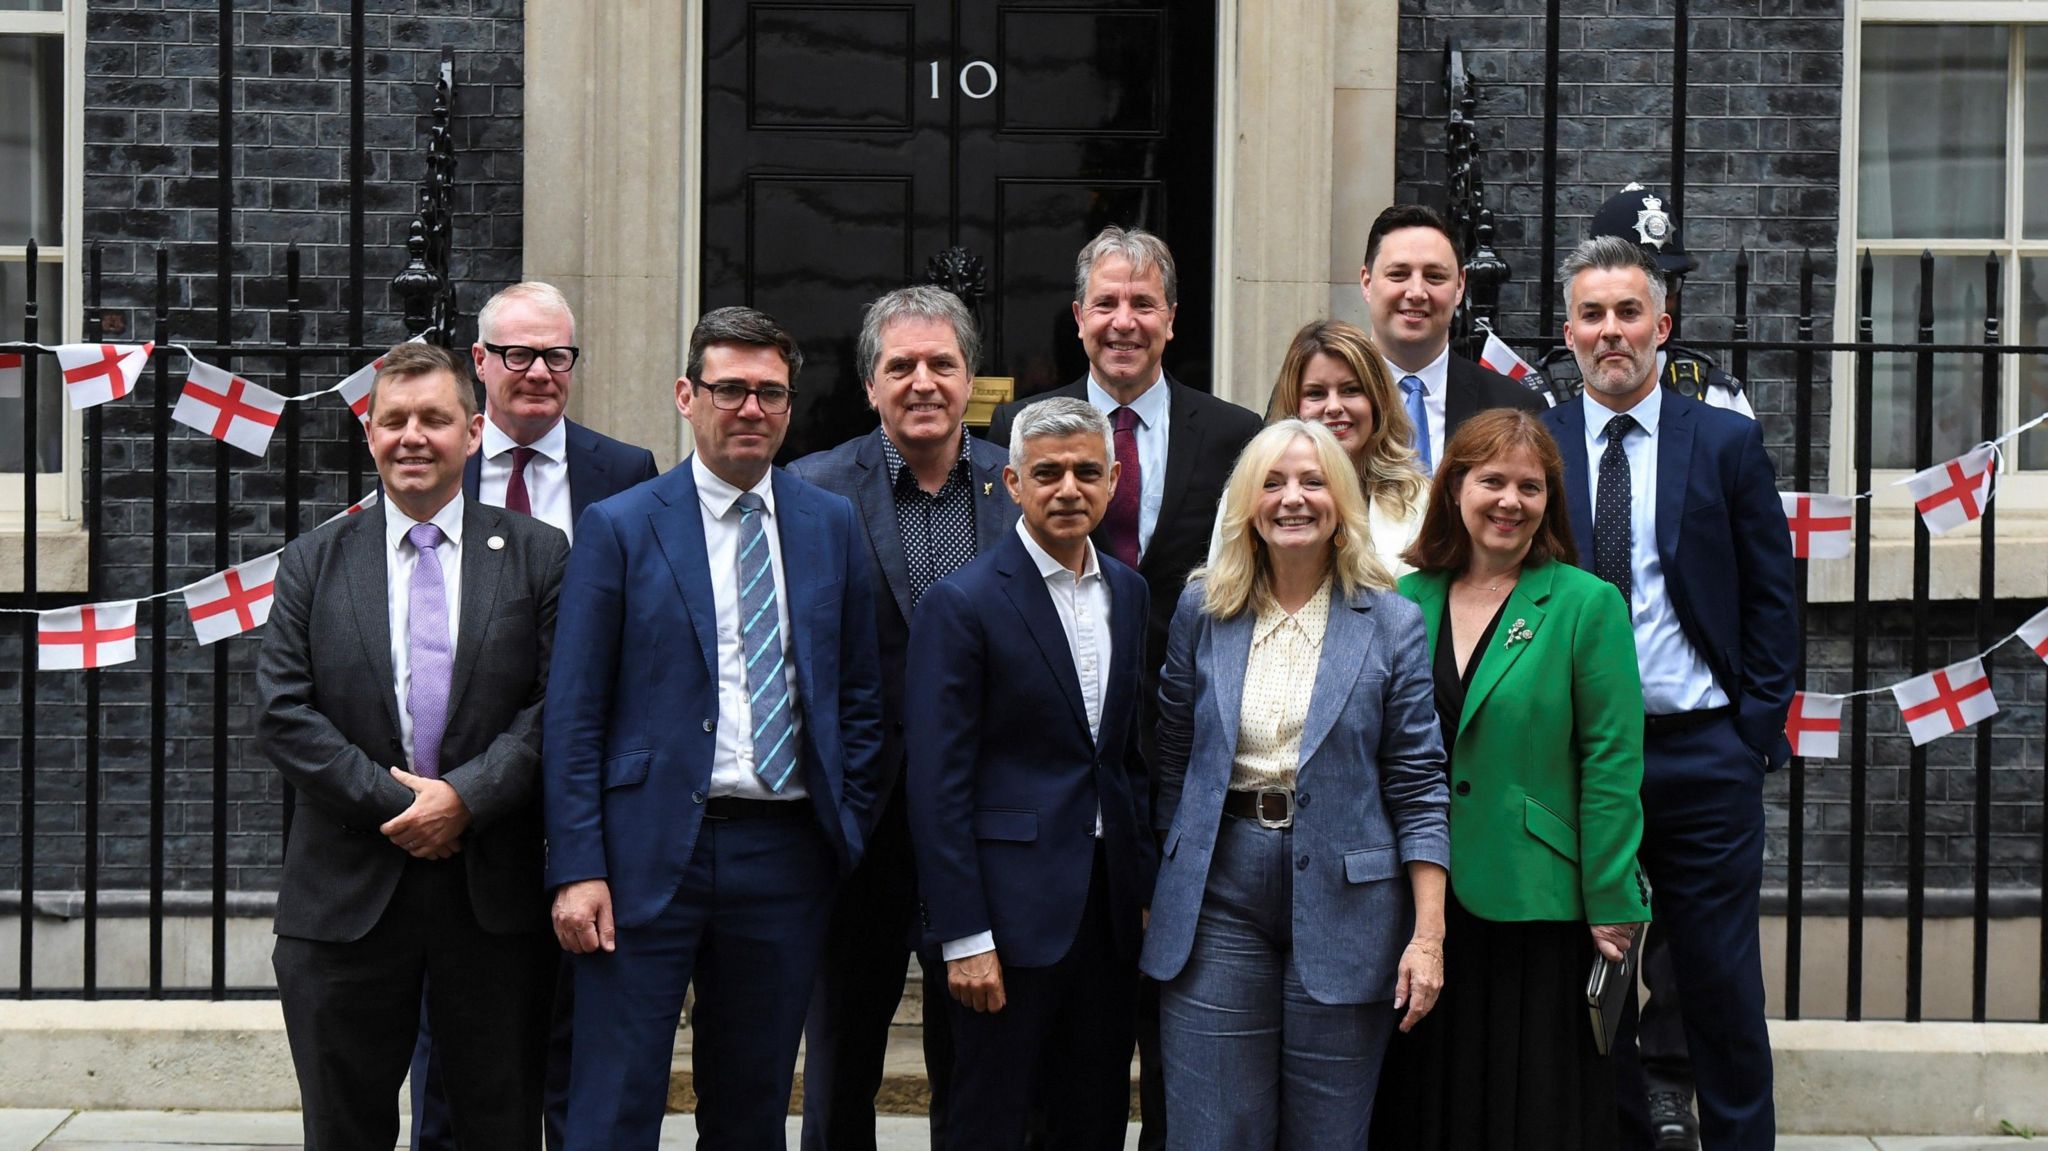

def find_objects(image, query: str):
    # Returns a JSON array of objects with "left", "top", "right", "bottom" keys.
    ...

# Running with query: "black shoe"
[{"left": 1648, "top": 1090, "right": 1699, "bottom": 1151}]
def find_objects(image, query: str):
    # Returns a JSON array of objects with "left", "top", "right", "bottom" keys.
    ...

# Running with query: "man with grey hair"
[
  {"left": 986, "top": 229, "right": 1258, "bottom": 1145},
  {"left": 908, "top": 396, "right": 1155, "bottom": 1151},
  {"left": 789, "top": 285, "right": 1017, "bottom": 1150},
  {"left": 1542, "top": 237, "right": 1795, "bottom": 1151}
]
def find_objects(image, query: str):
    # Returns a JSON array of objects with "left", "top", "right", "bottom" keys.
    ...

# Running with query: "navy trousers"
[
  {"left": 565, "top": 812, "right": 839, "bottom": 1151},
  {"left": 1613, "top": 716, "right": 1774, "bottom": 1151}
]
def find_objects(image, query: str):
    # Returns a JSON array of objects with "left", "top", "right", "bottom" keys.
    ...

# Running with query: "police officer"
[{"left": 1534, "top": 183, "right": 1755, "bottom": 423}]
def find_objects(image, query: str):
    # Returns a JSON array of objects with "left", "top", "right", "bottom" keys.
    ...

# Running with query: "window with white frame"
[
  {"left": 1855, "top": 18, "right": 2048, "bottom": 476},
  {"left": 0, "top": 0, "right": 75, "bottom": 513}
]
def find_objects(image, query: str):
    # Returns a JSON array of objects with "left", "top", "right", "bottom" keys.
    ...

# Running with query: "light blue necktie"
[
  {"left": 735, "top": 492, "right": 797, "bottom": 792},
  {"left": 1400, "top": 375, "right": 1432, "bottom": 471}
]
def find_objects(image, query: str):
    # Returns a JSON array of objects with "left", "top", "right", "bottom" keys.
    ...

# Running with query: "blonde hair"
[
  {"left": 1264, "top": 319, "right": 1427, "bottom": 521},
  {"left": 1198, "top": 420, "right": 1393, "bottom": 619}
]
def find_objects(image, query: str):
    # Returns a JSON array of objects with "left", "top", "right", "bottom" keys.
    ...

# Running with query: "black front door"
[{"left": 701, "top": 1, "right": 1218, "bottom": 460}]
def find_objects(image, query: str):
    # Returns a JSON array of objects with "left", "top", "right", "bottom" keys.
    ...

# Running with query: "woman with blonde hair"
[
  {"left": 1144, "top": 419, "right": 1450, "bottom": 1149},
  {"left": 1266, "top": 320, "right": 1429, "bottom": 574}
]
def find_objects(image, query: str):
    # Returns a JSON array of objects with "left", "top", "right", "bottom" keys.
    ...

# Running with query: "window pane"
[
  {"left": 2017, "top": 259, "right": 2048, "bottom": 469},
  {"left": 2024, "top": 35, "right": 2048, "bottom": 238},
  {"left": 0, "top": 34, "right": 64, "bottom": 242},
  {"left": 0, "top": 259, "right": 64, "bottom": 474},
  {"left": 1864, "top": 254, "right": 1989, "bottom": 470},
  {"left": 1858, "top": 25, "right": 2007, "bottom": 240}
]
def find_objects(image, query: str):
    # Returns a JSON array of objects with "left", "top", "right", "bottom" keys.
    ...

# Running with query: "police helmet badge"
[{"left": 1634, "top": 194, "right": 1673, "bottom": 250}]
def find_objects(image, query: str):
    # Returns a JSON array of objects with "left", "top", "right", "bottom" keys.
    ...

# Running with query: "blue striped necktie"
[{"left": 735, "top": 492, "right": 797, "bottom": 792}]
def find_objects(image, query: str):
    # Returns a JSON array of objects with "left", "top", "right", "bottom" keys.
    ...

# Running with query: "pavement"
[{"left": 0, "top": 1112, "right": 2040, "bottom": 1150}]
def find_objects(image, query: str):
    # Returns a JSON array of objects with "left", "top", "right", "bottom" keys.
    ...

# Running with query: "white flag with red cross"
[
  {"left": 0, "top": 350, "right": 22, "bottom": 399},
  {"left": 55, "top": 342, "right": 153, "bottom": 410},
  {"left": 1906, "top": 445, "right": 1997, "bottom": 536},
  {"left": 2017, "top": 606, "right": 2048, "bottom": 666},
  {"left": 1785, "top": 691, "right": 1844, "bottom": 759},
  {"left": 173, "top": 360, "right": 288, "bottom": 456},
  {"left": 1891, "top": 657, "right": 1999, "bottom": 746},
  {"left": 181, "top": 551, "right": 282, "bottom": 645},
  {"left": 1780, "top": 492, "right": 1855, "bottom": 560},
  {"left": 321, "top": 488, "right": 380, "bottom": 526},
  {"left": 332, "top": 354, "right": 383, "bottom": 430},
  {"left": 38, "top": 601, "right": 140, "bottom": 670},
  {"left": 1479, "top": 329, "right": 1541, "bottom": 392}
]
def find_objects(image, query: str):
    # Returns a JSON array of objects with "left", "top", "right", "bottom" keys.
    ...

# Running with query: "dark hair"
[
  {"left": 686, "top": 306, "right": 804, "bottom": 384},
  {"left": 1401, "top": 409, "right": 1578, "bottom": 573},
  {"left": 369, "top": 341, "right": 477, "bottom": 419},
  {"left": 1363, "top": 204, "right": 1463, "bottom": 272}
]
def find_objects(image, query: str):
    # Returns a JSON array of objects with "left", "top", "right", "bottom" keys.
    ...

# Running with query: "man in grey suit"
[
  {"left": 790, "top": 285, "right": 1017, "bottom": 1150},
  {"left": 258, "top": 341, "right": 568, "bottom": 1151}
]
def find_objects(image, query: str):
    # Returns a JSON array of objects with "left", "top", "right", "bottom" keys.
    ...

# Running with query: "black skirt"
[{"left": 1370, "top": 891, "right": 1619, "bottom": 1151}]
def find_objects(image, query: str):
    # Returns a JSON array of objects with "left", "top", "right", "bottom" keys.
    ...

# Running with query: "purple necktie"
[
  {"left": 1103, "top": 406, "right": 1142, "bottom": 567},
  {"left": 406, "top": 522, "right": 453, "bottom": 779}
]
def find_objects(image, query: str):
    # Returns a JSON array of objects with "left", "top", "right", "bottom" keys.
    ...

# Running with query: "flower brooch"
[{"left": 1503, "top": 618, "right": 1536, "bottom": 649}]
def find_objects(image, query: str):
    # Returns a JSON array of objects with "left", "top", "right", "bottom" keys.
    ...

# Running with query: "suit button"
[
  {"left": 1455, "top": 781, "right": 1471, "bottom": 796},
  {"left": 702, "top": 719, "right": 715, "bottom": 732},
  {"left": 1297, "top": 793, "right": 1311, "bottom": 808},
  {"left": 691, "top": 791, "right": 705, "bottom": 804},
  {"left": 1296, "top": 855, "right": 1309, "bottom": 872}
]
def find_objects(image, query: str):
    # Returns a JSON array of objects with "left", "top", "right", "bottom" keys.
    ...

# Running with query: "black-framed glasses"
[
  {"left": 484, "top": 342, "right": 580, "bottom": 372},
  {"left": 697, "top": 381, "right": 797, "bottom": 414}
]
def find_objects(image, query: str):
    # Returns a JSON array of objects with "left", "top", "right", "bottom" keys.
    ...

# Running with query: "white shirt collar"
[
  {"left": 1015, "top": 516, "right": 1101, "bottom": 582},
  {"left": 482, "top": 413, "right": 568, "bottom": 463},
  {"left": 1383, "top": 343, "right": 1449, "bottom": 396},
  {"left": 1085, "top": 371, "right": 1168, "bottom": 426},
  {"left": 1582, "top": 382, "right": 1664, "bottom": 444},
  {"left": 386, "top": 491, "right": 466, "bottom": 551},
  {"left": 692, "top": 454, "right": 777, "bottom": 520}
]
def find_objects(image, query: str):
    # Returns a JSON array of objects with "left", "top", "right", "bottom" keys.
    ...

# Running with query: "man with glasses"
[
  {"left": 544, "top": 307, "right": 885, "bottom": 1149},
  {"left": 410, "top": 281, "right": 661, "bottom": 1151}
]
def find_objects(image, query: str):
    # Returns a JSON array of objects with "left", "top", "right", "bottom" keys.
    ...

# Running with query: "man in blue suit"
[
  {"left": 543, "top": 306, "right": 886, "bottom": 1150},
  {"left": 413, "top": 281, "right": 660, "bottom": 1151},
  {"left": 907, "top": 397, "right": 1156, "bottom": 1151},
  {"left": 1542, "top": 237, "right": 1796, "bottom": 1151},
  {"left": 789, "top": 285, "right": 1017, "bottom": 1151}
]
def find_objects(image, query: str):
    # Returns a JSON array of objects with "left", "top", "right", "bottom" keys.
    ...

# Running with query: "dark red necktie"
[
  {"left": 505, "top": 446, "right": 537, "bottom": 516},
  {"left": 1104, "top": 406, "right": 1142, "bottom": 567}
]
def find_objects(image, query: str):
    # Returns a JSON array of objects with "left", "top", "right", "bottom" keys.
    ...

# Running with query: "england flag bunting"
[
  {"left": 173, "top": 360, "right": 288, "bottom": 456},
  {"left": 0, "top": 351, "right": 21, "bottom": 399},
  {"left": 1891, "top": 658, "right": 1999, "bottom": 746},
  {"left": 332, "top": 354, "right": 383, "bottom": 429},
  {"left": 38, "top": 601, "right": 141, "bottom": 670},
  {"left": 2018, "top": 606, "right": 2048, "bottom": 665},
  {"left": 1780, "top": 492, "right": 1855, "bottom": 560},
  {"left": 1785, "top": 691, "right": 1844, "bottom": 760},
  {"left": 322, "top": 488, "right": 380, "bottom": 526},
  {"left": 1906, "top": 444, "right": 1997, "bottom": 536},
  {"left": 1480, "top": 330, "right": 1549, "bottom": 403},
  {"left": 182, "top": 551, "right": 282, "bottom": 645},
  {"left": 55, "top": 342, "right": 153, "bottom": 410}
]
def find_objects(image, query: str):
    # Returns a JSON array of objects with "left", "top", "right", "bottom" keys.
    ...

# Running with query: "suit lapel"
[
  {"left": 444, "top": 501, "right": 505, "bottom": 725},
  {"left": 971, "top": 442, "right": 1011, "bottom": 552},
  {"left": 1458, "top": 561, "right": 1554, "bottom": 739},
  {"left": 1145, "top": 379, "right": 1201, "bottom": 576},
  {"left": 851, "top": 434, "right": 915, "bottom": 624},
  {"left": 1208, "top": 608, "right": 1254, "bottom": 758},
  {"left": 648, "top": 465, "right": 720, "bottom": 685},
  {"left": 996, "top": 534, "right": 1091, "bottom": 738},
  {"left": 461, "top": 450, "right": 482, "bottom": 504},
  {"left": 1407, "top": 570, "right": 1449, "bottom": 659},
  {"left": 1552, "top": 400, "right": 1595, "bottom": 561},
  {"left": 1299, "top": 590, "right": 1376, "bottom": 769},
  {"left": 345, "top": 505, "right": 402, "bottom": 739},
  {"left": 1654, "top": 393, "right": 1693, "bottom": 595},
  {"left": 773, "top": 470, "right": 821, "bottom": 707},
  {"left": 1443, "top": 356, "right": 1478, "bottom": 437},
  {"left": 566, "top": 420, "right": 604, "bottom": 524}
]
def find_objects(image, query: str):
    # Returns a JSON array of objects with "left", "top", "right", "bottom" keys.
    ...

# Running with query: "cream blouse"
[{"left": 1229, "top": 580, "right": 1332, "bottom": 792}]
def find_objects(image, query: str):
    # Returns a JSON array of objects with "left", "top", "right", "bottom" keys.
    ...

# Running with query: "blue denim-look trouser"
[{"left": 1159, "top": 815, "right": 1398, "bottom": 1151}]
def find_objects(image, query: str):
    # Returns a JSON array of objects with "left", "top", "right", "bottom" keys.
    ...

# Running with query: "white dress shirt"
[
  {"left": 942, "top": 519, "right": 1114, "bottom": 963},
  {"left": 384, "top": 494, "right": 465, "bottom": 769},
  {"left": 1580, "top": 387, "right": 1728, "bottom": 715},
  {"left": 1084, "top": 372, "right": 1169, "bottom": 559},
  {"left": 692, "top": 455, "right": 807, "bottom": 801},
  {"left": 480, "top": 415, "right": 574, "bottom": 540},
  {"left": 1384, "top": 344, "right": 1450, "bottom": 469}
]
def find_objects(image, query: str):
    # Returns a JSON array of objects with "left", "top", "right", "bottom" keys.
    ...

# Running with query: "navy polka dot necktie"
[{"left": 1594, "top": 413, "right": 1638, "bottom": 606}]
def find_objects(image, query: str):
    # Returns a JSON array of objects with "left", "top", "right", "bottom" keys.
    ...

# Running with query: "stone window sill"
[
  {"left": 1801, "top": 504, "right": 2048, "bottom": 603},
  {"left": 0, "top": 522, "right": 89, "bottom": 594}
]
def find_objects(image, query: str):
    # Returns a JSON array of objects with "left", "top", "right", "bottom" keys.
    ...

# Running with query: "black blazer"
[
  {"left": 788, "top": 428, "right": 1018, "bottom": 798},
  {"left": 1444, "top": 352, "right": 1547, "bottom": 443},
  {"left": 257, "top": 499, "right": 569, "bottom": 942},
  {"left": 985, "top": 376, "right": 1262, "bottom": 687},
  {"left": 461, "top": 417, "right": 661, "bottom": 526}
]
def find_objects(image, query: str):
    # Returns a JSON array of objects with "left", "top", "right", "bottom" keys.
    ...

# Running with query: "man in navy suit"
[
  {"left": 790, "top": 285, "right": 1017, "bottom": 1151},
  {"left": 907, "top": 397, "right": 1156, "bottom": 1151},
  {"left": 413, "top": 281, "right": 659, "bottom": 1151},
  {"left": 1541, "top": 237, "right": 1796, "bottom": 1151},
  {"left": 543, "top": 306, "right": 885, "bottom": 1150}
]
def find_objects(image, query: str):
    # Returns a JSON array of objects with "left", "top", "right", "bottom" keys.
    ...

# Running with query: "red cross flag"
[
  {"left": 333, "top": 354, "right": 382, "bottom": 429},
  {"left": 55, "top": 342, "right": 153, "bottom": 410},
  {"left": 322, "top": 488, "right": 380, "bottom": 526},
  {"left": 1479, "top": 330, "right": 1542, "bottom": 393},
  {"left": 1891, "top": 657, "right": 1998, "bottom": 746},
  {"left": 174, "top": 360, "right": 287, "bottom": 456},
  {"left": 0, "top": 351, "right": 22, "bottom": 399},
  {"left": 1906, "top": 445, "right": 1997, "bottom": 536},
  {"left": 2018, "top": 606, "right": 2048, "bottom": 665},
  {"left": 38, "top": 601, "right": 140, "bottom": 670},
  {"left": 1780, "top": 493, "right": 1855, "bottom": 560},
  {"left": 1785, "top": 691, "right": 1844, "bottom": 759},
  {"left": 182, "top": 551, "right": 282, "bottom": 645}
]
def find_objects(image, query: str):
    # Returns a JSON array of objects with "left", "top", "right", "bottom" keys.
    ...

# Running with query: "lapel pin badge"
[
  {"left": 982, "top": 481, "right": 993, "bottom": 496},
  {"left": 487, "top": 535, "right": 506, "bottom": 551}
]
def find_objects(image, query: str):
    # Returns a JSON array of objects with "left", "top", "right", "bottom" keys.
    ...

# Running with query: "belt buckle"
[{"left": 1254, "top": 787, "right": 1294, "bottom": 829}]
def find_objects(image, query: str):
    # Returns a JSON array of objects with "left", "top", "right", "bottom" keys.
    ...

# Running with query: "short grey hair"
[
  {"left": 1073, "top": 225, "right": 1178, "bottom": 307},
  {"left": 1009, "top": 396, "right": 1115, "bottom": 465},
  {"left": 478, "top": 281, "right": 575, "bottom": 344},
  {"left": 857, "top": 286, "right": 981, "bottom": 384},
  {"left": 1560, "top": 236, "right": 1668, "bottom": 317},
  {"left": 686, "top": 306, "right": 804, "bottom": 384}
]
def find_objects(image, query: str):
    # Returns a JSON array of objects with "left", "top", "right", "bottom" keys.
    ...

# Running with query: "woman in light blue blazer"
[{"left": 1143, "top": 419, "right": 1450, "bottom": 1150}]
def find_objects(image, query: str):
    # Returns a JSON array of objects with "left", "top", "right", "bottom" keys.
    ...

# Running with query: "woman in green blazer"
[{"left": 1372, "top": 409, "right": 1650, "bottom": 1151}]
